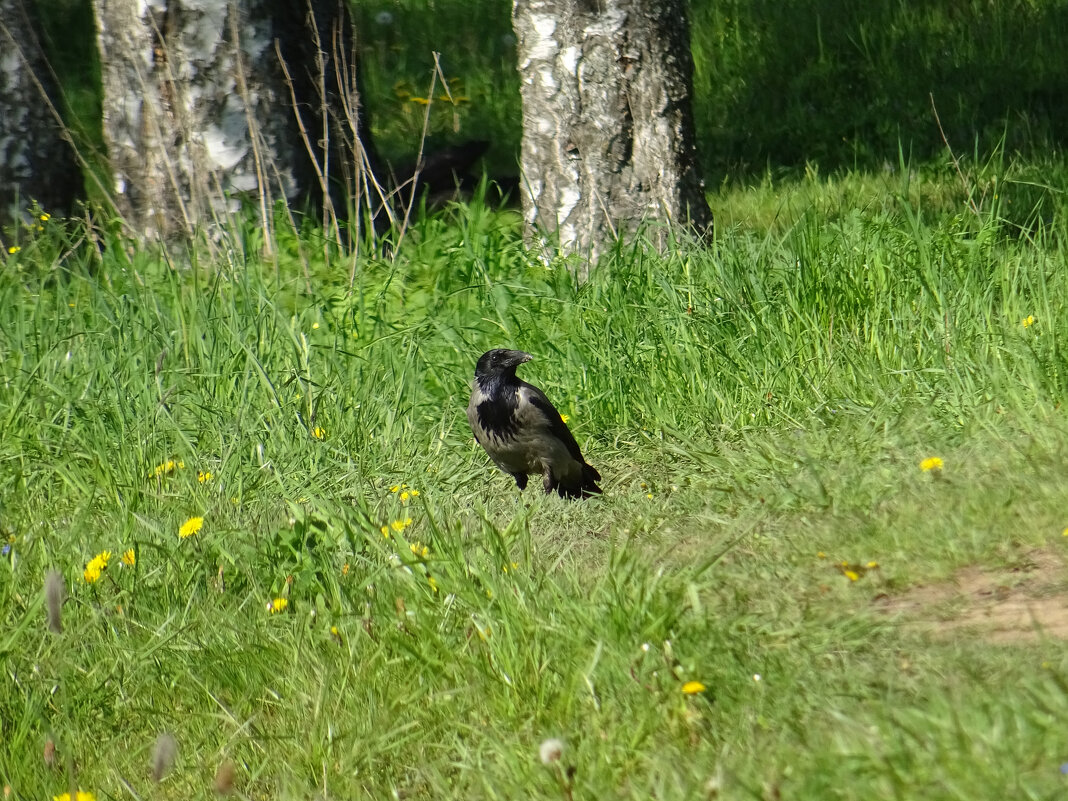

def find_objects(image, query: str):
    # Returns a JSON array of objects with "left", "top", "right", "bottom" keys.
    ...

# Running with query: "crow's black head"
[{"left": 474, "top": 349, "right": 532, "bottom": 380}]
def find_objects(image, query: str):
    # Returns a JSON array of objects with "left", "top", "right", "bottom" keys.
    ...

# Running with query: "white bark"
[
  {"left": 93, "top": 0, "right": 354, "bottom": 240},
  {"left": 513, "top": 0, "right": 710, "bottom": 271}
]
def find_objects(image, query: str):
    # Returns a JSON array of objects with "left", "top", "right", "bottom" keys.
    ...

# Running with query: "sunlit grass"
[{"left": 2, "top": 169, "right": 1068, "bottom": 798}]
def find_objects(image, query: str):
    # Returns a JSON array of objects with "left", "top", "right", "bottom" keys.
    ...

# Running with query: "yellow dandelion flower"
[
  {"left": 1022, "top": 315, "right": 1036, "bottom": 328},
  {"left": 83, "top": 550, "right": 111, "bottom": 583},
  {"left": 53, "top": 793, "right": 95, "bottom": 801},
  {"left": 409, "top": 542, "right": 429, "bottom": 558},
  {"left": 400, "top": 491, "right": 410, "bottom": 501},
  {"left": 681, "top": 681, "right": 707, "bottom": 695},
  {"left": 866, "top": 560, "right": 879, "bottom": 569},
  {"left": 121, "top": 549, "right": 136, "bottom": 566},
  {"left": 390, "top": 517, "right": 413, "bottom": 532},
  {"left": 7, "top": 246, "right": 20, "bottom": 254},
  {"left": 40, "top": 212, "right": 51, "bottom": 222},
  {"left": 817, "top": 551, "right": 826, "bottom": 558},
  {"left": 919, "top": 457, "right": 943, "bottom": 472},
  {"left": 342, "top": 562, "right": 350, "bottom": 575},
  {"left": 312, "top": 322, "right": 320, "bottom": 330},
  {"left": 390, "top": 484, "right": 406, "bottom": 493},
  {"left": 844, "top": 570, "right": 860, "bottom": 581},
  {"left": 149, "top": 459, "right": 185, "bottom": 479},
  {"left": 410, "top": 96, "right": 430, "bottom": 105},
  {"left": 312, "top": 426, "right": 326, "bottom": 439},
  {"left": 197, "top": 470, "right": 213, "bottom": 482},
  {"left": 179, "top": 516, "right": 204, "bottom": 539},
  {"left": 330, "top": 625, "right": 341, "bottom": 642},
  {"left": 427, "top": 575, "right": 438, "bottom": 593},
  {"left": 1062, "top": 527, "right": 1068, "bottom": 537},
  {"left": 268, "top": 597, "right": 288, "bottom": 613},
  {"left": 380, "top": 525, "right": 391, "bottom": 538},
  {"left": 560, "top": 413, "right": 570, "bottom": 423}
]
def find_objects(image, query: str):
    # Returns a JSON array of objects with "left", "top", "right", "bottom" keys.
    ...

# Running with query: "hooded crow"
[{"left": 467, "top": 349, "right": 602, "bottom": 498}]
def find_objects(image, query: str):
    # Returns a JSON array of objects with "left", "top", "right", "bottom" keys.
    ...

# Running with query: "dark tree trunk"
[
  {"left": 92, "top": 0, "right": 375, "bottom": 241},
  {"left": 0, "top": 0, "right": 82, "bottom": 228},
  {"left": 512, "top": 0, "right": 710, "bottom": 272}
]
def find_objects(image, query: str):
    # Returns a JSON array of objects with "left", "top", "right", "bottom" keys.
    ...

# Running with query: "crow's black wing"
[{"left": 520, "top": 383, "right": 588, "bottom": 465}]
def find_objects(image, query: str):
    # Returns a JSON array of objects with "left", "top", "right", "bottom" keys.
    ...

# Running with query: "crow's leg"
[{"left": 511, "top": 472, "right": 528, "bottom": 490}]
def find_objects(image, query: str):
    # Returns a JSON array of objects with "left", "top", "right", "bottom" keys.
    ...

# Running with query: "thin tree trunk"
[
  {"left": 512, "top": 0, "right": 710, "bottom": 273},
  {"left": 0, "top": 0, "right": 82, "bottom": 227}
]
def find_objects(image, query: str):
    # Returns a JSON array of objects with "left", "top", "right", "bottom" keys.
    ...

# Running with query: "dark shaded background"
[{"left": 31, "top": 0, "right": 1068, "bottom": 190}]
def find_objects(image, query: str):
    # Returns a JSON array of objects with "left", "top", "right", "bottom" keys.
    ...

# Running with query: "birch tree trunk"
[
  {"left": 512, "top": 0, "right": 710, "bottom": 272},
  {"left": 93, "top": 0, "right": 367, "bottom": 241},
  {"left": 0, "top": 0, "right": 82, "bottom": 227}
]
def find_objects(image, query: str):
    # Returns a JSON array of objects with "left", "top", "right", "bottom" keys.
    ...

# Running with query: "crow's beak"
[{"left": 506, "top": 350, "right": 532, "bottom": 367}]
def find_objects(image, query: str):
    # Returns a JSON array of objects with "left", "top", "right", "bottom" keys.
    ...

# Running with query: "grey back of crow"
[{"left": 467, "top": 349, "right": 602, "bottom": 498}]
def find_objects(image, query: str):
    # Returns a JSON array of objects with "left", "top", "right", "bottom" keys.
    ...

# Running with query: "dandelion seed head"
[{"left": 539, "top": 738, "right": 565, "bottom": 765}]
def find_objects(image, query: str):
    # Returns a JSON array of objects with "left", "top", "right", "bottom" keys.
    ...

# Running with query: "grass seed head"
[
  {"left": 150, "top": 732, "right": 178, "bottom": 782},
  {"left": 213, "top": 759, "right": 236, "bottom": 795},
  {"left": 45, "top": 570, "right": 64, "bottom": 633}
]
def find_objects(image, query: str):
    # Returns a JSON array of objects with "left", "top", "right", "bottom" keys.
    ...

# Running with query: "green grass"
[
  {"left": 3, "top": 168, "right": 1068, "bottom": 798},
  {"left": 348, "top": 0, "right": 1068, "bottom": 181},
  {"left": 30, "top": 0, "right": 1068, "bottom": 200}
]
